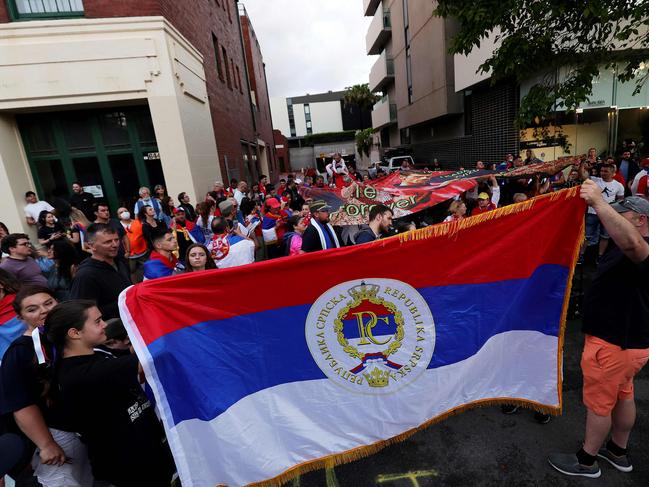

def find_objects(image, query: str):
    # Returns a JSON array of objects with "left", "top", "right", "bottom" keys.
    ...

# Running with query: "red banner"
[{"left": 300, "top": 157, "right": 579, "bottom": 225}]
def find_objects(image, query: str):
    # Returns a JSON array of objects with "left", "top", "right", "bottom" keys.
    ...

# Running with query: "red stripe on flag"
[{"left": 123, "top": 189, "right": 585, "bottom": 345}]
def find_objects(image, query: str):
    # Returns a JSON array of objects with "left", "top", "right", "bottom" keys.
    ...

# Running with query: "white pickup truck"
[{"left": 378, "top": 155, "right": 415, "bottom": 173}]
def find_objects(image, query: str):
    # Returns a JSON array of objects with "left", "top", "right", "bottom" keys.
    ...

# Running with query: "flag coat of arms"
[{"left": 120, "top": 188, "right": 585, "bottom": 487}]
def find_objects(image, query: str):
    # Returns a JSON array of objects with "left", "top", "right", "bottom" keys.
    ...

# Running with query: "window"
[
  {"left": 304, "top": 104, "right": 312, "bottom": 134},
  {"left": 235, "top": 65, "right": 243, "bottom": 94},
  {"left": 222, "top": 46, "right": 232, "bottom": 89},
  {"left": 400, "top": 128, "right": 411, "bottom": 145},
  {"left": 212, "top": 35, "right": 224, "bottom": 81},
  {"left": 8, "top": 0, "right": 84, "bottom": 20},
  {"left": 226, "top": 0, "right": 232, "bottom": 23},
  {"left": 406, "top": 47, "right": 413, "bottom": 104},
  {"left": 403, "top": 0, "right": 413, "bottom": 104},
  {"left": 287, "top": 99, "right": 296, "bottom": 137}
]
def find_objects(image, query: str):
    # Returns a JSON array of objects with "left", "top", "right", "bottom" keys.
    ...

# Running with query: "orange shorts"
[{"left": 581, "top": 335, "right": 649, "bottom": 416}]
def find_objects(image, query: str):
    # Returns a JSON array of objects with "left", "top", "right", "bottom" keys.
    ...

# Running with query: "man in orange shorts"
[{"left": 549, "top": 183, "right": 649, "bottom": 479}]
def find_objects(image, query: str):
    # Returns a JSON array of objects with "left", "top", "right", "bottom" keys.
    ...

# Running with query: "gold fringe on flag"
[
  {"left": 397, "top": 186, "right": 580, "bottom": 244},
  {"left": 247, "top": 397, "right": 561, "bottom": 487},
  {"left": 245, "top": 186, "right": 583, "bottom": 487}
]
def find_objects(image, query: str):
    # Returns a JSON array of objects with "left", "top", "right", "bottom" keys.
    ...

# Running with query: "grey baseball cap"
[{"left": 610, "top": 197, "right": 649, "bottom": 217}]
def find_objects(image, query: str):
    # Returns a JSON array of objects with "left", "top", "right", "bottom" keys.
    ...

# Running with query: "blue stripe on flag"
[
  {"left": 342, "top": 317, "right": 395, "bottom": 340},
  {"left": 147, "top": 264, "right": 568, "bottom": 425}
]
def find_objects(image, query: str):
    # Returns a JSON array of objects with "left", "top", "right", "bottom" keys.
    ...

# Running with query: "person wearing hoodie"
[
  {"left": 69, "top": 224, "right": 131, "bottom": 320},
  {"left": 143, "top": 229, "right": 183, "bottom": 280}
]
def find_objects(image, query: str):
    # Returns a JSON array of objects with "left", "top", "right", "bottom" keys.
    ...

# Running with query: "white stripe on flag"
[{"left": 169, "top": 330, "right": 558, "bottom": 487}]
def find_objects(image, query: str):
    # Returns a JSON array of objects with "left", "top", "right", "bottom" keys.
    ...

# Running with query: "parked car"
[{"left": 378, "top": 155, "right": 416, "bottom": 173}]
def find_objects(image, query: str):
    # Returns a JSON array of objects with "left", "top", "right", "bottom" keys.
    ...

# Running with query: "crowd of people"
[{"left": 0, "top": 146, "right": 647, "bottom": 485}]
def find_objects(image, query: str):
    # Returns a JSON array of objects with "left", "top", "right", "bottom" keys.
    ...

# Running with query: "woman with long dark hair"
[
  {"left": 184, "top": 243, "right": 217, "bottom": 272},
  {"left": 44, "top": 240, "right": 78, "bottom": 301},
  {"left": 46, "top": 301, "right": 175, "bottom": 486},
  {"left": 160, "top": 196, "right": 175, "bottom": 226},
  {"left": 36, "top": 211, "right": 65, "bottom": 246},
  {"left": 195, "top": 200, "right": 216, "bottom": 242},
  {"left": 138, "top": 205, "right": 167, "bottom": 251},
  {"left": 0, "top": 286, "right": 93, "bottom": 486}
]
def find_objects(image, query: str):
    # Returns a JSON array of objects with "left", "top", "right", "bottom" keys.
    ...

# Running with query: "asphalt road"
[{"left": 293, "top": 282, "right": 649, "bottom": 486}]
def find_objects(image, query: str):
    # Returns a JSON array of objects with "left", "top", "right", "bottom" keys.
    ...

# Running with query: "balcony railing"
[
  {"left": 366, "top": 4, "right": 391, "bottom": 55},
  {"left": 372, "top": 95, "right": 397, "bottom": 129},
  {"left": 9, "top": 0, "right": 84, "bottom": 20},
  {"left": 369, "top": 50, "right": 395, "bottom": 92}
]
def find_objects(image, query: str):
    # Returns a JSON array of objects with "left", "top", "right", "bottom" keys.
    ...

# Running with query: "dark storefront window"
[{"left": 18, "top": 107, "right": 161, "bottom": 211}]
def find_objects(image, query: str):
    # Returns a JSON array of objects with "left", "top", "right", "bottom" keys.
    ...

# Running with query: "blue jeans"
[{"left": 585, "top": 213, "right": 609, "bottom": 246}]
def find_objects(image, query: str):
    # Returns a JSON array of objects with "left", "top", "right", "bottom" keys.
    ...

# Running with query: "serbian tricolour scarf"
[
  {"left": 310, "top": 218, "right": 341, "bottom": 249},
  {"left": 0, "top": 294, "right": 25, "bottom": 362},
  {"left": 119, "top": 188, "right": 585, "bottom": 487},
  {"left": 143, "top": 251, "right": 183, "bottom": 280}
]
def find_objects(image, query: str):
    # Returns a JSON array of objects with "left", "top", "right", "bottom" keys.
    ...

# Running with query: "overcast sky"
[{"left": 242, "top": 0, "right": 375, "bottom": 98}]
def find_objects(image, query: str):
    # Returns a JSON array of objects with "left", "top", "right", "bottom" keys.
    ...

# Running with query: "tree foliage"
[
  {"left": 344, "top": 84, "right": 381, "bottom": 112},
  {"left": 355, "top": 128, "right": 374, "bottom": 158},
  {"left": 435, "top": 1, "right": 649, "bottom": 127}
]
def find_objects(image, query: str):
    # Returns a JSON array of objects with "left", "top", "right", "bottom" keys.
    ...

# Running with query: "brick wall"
[
  {"left": 84, "top": 0, "right": 161, "bottom": 18},
  {"left": 240, "top": 13, "right": 275, "bottom": 171},
  {"left": 157, "top": 0, "right": 257, "bottom": 182},
  {"left": 273, "top": 130, "right": 291, "bottom": 173}
]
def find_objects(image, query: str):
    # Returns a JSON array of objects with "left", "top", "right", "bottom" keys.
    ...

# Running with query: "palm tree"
[
  {"left": 344, "top": 84, "right": 380, "bottom": 112},
  {"left": 344, "top": 84, "right": 380, "bottom": 131}
]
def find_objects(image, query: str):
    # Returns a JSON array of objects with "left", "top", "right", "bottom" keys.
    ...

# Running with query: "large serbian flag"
[{"left": 119, "top": 188, "right": 585, "bottom": 487}]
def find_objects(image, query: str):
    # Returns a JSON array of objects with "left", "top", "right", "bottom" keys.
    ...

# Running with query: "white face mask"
[{"left": 120, "top": 212, "right": 131, "bottom": 220}]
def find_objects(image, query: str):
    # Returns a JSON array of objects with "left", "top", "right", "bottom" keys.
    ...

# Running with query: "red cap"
[
  {"left": 641, "top": 158, "right": 649, "bottom": 167},
  {"left": 173, "top": 207, "right": 185, "bottom": 215},
  {"left": 265, "top": 198, "right": 280, "bottom": 209}
]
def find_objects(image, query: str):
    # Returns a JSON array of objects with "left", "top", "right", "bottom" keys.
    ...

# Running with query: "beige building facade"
[
  {"left": 365, "top": 0, "right": 462, "bottom": 152},
  {"left": 0, "top": 16, "right": 221, "bottom": 235}
]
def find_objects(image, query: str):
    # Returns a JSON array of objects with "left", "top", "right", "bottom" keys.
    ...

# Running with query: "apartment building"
[{"left": 364, "top": 0, "right": 518, "bottom": 167}]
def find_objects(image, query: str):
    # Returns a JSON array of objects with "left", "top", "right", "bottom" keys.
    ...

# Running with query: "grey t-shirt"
[{"left": 0, "top": 257, "right": 48, "bottom": 287}]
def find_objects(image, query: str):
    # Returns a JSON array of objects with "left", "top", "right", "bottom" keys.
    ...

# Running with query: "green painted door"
[{"left": 17, "top": 106, "right": 163, "bottom": 212}]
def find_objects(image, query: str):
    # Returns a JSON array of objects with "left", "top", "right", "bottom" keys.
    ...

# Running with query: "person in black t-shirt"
[
  {"left": 46, "top": 300, "right": 175, "bottom": 487},
  {"left": 36, "top": 211, "right": 66, "bottom": 246},
  {"left": 69, "top": 182, "right": 96, "bottom": 221},
  {"left": 0, "top": 286, "right": 93, "bottom": 486},
  {"left": 549, "top": 186, "right": 649, "bottom": 478}
]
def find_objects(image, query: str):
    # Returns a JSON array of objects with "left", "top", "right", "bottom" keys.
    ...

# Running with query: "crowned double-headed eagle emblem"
[{"left": 306, "top": 279, "right": 435, "bottom": 394}]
